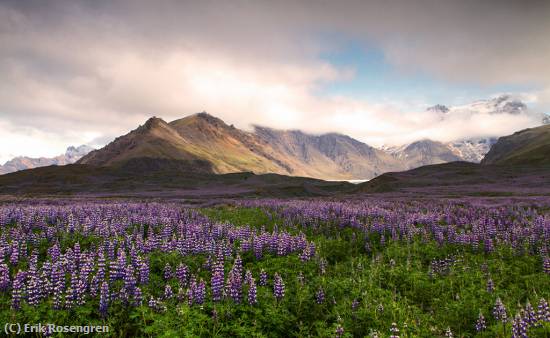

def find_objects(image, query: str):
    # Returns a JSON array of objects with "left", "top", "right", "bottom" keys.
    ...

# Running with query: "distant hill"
[
  {"left": 481, "top": 124, "right": 550, "bottom": 165},
  {"left": 0, "top": 145, "right": 93, "bottom": 175}
]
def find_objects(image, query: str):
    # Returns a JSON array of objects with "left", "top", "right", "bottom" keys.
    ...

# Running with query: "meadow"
[{"left": 0, "top": 198, "right": 549, "bottom": 337}]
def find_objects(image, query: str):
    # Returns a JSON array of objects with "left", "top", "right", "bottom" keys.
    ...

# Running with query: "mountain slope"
[
  {"left": 387, "top": 140, "right": 462, "bottom": 169},
  {"left": 0, "top": 145, "right": 93, "bottom": 175},
  {"left": 481, "top": 124, "right": 550, "bottom": 165},
  {"left": 253, "top": 127, "right": 404, "bottom": 179},
  {"left": 78, "top": 117, "right": 214, "bottom": 172},
  {"left": 79, "top": 113, "right": 404, "bottom": 180}
]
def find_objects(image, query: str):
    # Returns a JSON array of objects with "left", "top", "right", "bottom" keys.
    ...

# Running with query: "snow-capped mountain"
[
  {"left": 381, "top": 95, "right": 547, "bottom": 165},
  {"left": 0, "top": 145, "right": 94, "bottom": 175},
  {"left": 426, "top": 104, "right": 449, "bottom": 114},
  {"left": 446, "top": 138, "right": 498, "bottom": 163},
  {"left": 433, "top": 94, "right": 546, "bottom": 120}
]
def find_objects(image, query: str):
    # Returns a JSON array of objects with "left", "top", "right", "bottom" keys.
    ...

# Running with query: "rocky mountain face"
[
  {"left": 253, "top": 127, "right": 403, "bottom": 179},
  {"left": 0, "top": 145, "right": 93, "bottom": 175},
  {"left": 481, "top": 124, "right": 550, "bottom": 166},
  {"left": 446, "top": 138, "right": 498, "bottom": 162},
  {"left": 79, "top": 113, "right": 404, "bottom": 180},
  {"left": 386, "top": 140, "right": 462, "bottom": 169}
]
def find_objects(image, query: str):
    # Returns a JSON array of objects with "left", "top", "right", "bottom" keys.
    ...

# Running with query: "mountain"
[
  {"left": 426, "top": 104, "right": 449, "bottom": 114},
  {"left": 481, "top": 124, "right": 550, "bottom": 166},
  {"left": 0, "top": 145, "right": 93, "bottom": 175},
  {"left": 79, "top": 112, "right": 404, "bottom": 180},
  {"left": 252, "top": 127, "right": 402, "bottom": 179},
  {"left": 383, "top": 140, "right": 461, "bottom": 169},
  {"left": 435, "top": 94, "right": 535, "bottom": 116},
  {"left": 381, "top": 95, "right": 547, "bottom": 165},
  {"left": 445, "top": 138, "right": 498, "bottom": 162},
  {"left": 361, "top": 124, "right": 550, "bottom": 195}
]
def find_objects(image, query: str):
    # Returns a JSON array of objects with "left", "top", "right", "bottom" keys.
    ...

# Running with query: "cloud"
[{"left": 1, "top": 0, "right": 549, "bottom": 160}]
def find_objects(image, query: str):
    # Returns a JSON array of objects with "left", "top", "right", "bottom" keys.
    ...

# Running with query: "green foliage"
[{"left": 1, "top": 206, "right": 549, "bottom": 337}]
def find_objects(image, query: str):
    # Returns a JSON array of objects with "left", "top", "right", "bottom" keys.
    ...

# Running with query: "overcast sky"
[{"left": 1, "top": 0, "right": 550, "bottom": 163}]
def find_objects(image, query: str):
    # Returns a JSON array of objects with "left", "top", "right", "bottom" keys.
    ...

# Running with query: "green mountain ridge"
[{"left": 481, "top": 124, "right": 550, "bottom": 165}]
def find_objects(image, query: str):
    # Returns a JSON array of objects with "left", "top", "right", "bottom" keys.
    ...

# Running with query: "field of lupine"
[{"left": 0, "top": 198, "right": 549, "bottom": 337}]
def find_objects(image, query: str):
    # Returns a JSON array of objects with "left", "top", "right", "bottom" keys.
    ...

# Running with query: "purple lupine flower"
[
  {"left": 226, "top": 270, "right": 242, "bottom": 303},
  {"left": 493, "top": 297, "right": 508, "bottom": 323},
  {"left": 11, "top": 271, "right": 25, "bottom": 310},
  {"left": 319, "top": 258, "right": 327, "bottom": 275},
  {"left": 244, "top": 270, "right": 253, "bottom": 285},
  {"left": 475, "top": 312, "right": 486, "bottom": 332},
  {"left": 351, "top": 299, "right": 359, "bottom": 311},
  {"left": 259, "top": 269, "right": 268, "bottom": 286},
  {"left": 133, "top": 287, "right": 143, "bottom": 306},
  {"left": 511, "top": 314, "right": 527, "bottom": 338},
  {"left": 186, "top": 286, "right": 194, "bottom": 306},
  {"left": 0, "top": 262, "right": 10, "bottom": 291},
  {"left": 175, "top": 263, "right": 189, "bottom": 287},
  {"left": 148, "top": 297, "right": 167, "bottom": 313},
  {"left": 248, "top": 277, "right": 257, "bottom": 305},
  {"left": 537, "top": 298, "right": 549, "bottom": 323},
  {"left": 124, "top": 264, "right": 137, "bottom": 295},
  {"left": 523, "top": 301, "right": 537, "bottom": 327},
  {"left": 177, "top": 287, "right": 186, "bottom": 302},
  {"left": 233, "top": 255, "right": 243, "bottom": 277},
  {"left": 10, "top": 241, "right": 19, "bottom": 266},
  {"left": 109, "top": 259, "right": 119, "bottom": 283},
  {"left": 315, "top": 287, "right": 325, "bottom": 304},
  {"left": 211, "top": 261, "right": 224, "bottom": 302},
  {"left": 139, "top": 259, "right": 149, "bottom": 285},
  {"left": 26, "top": 270, "right": 41, "bottom": 307},
  {"left": 484, "top": 238, "right": 494, "bottom": 253},
  {"left": 99, "top": 281, "right": 109, "bottom": 317},
  {"left": 89, "top": 275, "right": 99, "bottom": 298},
  {"left": 51, "top": 263, "right": 64, "bottom": 310},
  {"left": 118, "top": 286, "right": 129, "bottom": 305},
  {"left": 543, "top": 257, "right": 550, "bottom": 275},
  {"left": 164, "top": 284, "right": 173, "bottom": 300},
  {"left": 203, "top": 255, "right": 212, "bottom": 271},
  {"left": 273, "top": 273, "right": 285, "bottom": 301},
  {"left": 194, "top": 279, "right": 206, "bottom": 305},
  {"left": 97, "top": 252, "right": 106, "bottom": 280},
  {"left": 389, "top": 322, "right": 400, "bottom": 338},
  {"left": 335, "top": 324, "right": 344, "bottom": 338},
  {"left": 164, "top": 263, "right": 173, "bottom": 281},
  {"left": 299, "top": 243, "right": 312, "bottom": 262},
  {"left": 486, "top": 278, "right": 494, "bottom": 293}
]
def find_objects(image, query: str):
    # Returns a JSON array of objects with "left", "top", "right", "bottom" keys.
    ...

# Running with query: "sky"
[{"left": 1, "top": 0, "right": 550, "bottom": 163}]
